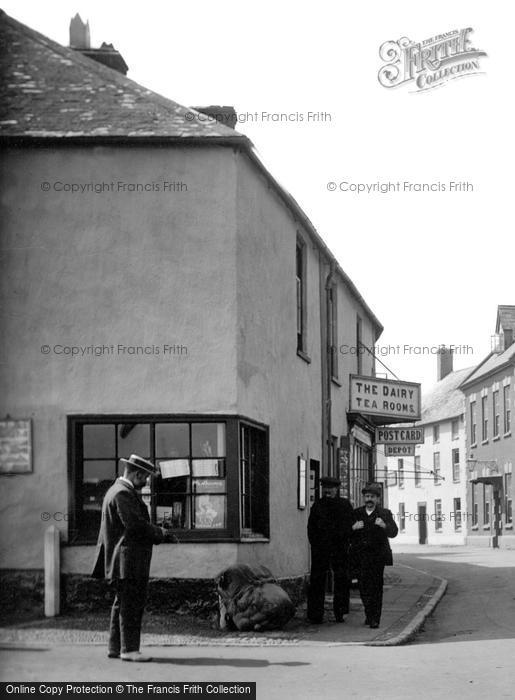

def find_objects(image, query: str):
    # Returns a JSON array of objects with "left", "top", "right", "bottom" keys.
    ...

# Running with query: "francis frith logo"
[{"left": 378, "top": 28, "right": 487, "bottom": 91}]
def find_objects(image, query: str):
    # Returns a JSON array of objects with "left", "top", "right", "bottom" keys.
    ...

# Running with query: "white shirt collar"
[{"left": 119, "top": 476, "right": 134, "bottom": 489}]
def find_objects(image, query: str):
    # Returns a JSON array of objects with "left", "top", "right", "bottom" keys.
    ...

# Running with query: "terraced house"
[
  {"left": 0, "top": 11, "right": 386, "bottom": 603},
  {"left": 461, "top": 306, "right": 515, "bottom": 549}
]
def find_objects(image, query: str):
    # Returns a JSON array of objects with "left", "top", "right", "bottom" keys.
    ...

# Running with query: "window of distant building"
[
  {"left": 504, "top": 385, "right": 512, "bottom": 435},
  {"left": 434, "top": 499, "right": 443, "bottom": 532},
  {"left": 328, "top": 284, "right": 338, "bottom": 380},
  {"left": 356, "top": 315, "right": 363, "bottom": 375},
  {"left": 398, "top": 458, "right": 404, "bottom": 488},
  {"left": 505, "top": 473, "right": 513, "bottom": 526},
  {"left": 452, "top": 448, "right": 460, "bottom": 482},
  {"left": 483, "top": 484, "right": 491, "bottom": 527},
  {"left": 433, "top": 452, "right": 441, "bottom": 485},
  {"left": 414, "top": 455, "right": 421, "bottom": 486},
  {"left": 472, "top": 484, "right": 479, "bottom": 527},
  {"left": 296, "top": 237, "right": 306, "bottom": 355},
  {"left": 493, "top": 390, "right": 500, "bottom": 438},
  {"left": 433, "top": 424, "right": 440, "bottom": 443},
  {"left": 470, "top": 401, "right": 477, "bottom": 446},
  {"left": 68, "top": 415, "right": 269, "bottom": 543},
  {"left": 481, "top": 395, "right": 488, "bottom": 442},
  {"left": 399, "top": 503, "right": 406, "bottom": 532},
  {"left": 451, "top": 418, "right": 459, "bottom": 440},
  {"left": 453, "top": 497, "right": 462, "bottom": 531}
]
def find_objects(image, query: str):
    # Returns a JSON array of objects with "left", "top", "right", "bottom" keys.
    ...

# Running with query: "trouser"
[
  {"left": 357, "top": 559, "right": 385, "bottom": 623},
  {"left": 109, "top": 578, "right": 149, "bottom": 654},
  {"left": 307, "top": 548, "right": 350, "bottom": 622}
]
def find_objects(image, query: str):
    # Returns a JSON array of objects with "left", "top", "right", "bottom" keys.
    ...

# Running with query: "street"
[{"left": 1, "top": 547, "right": 514, "bottom": 699}]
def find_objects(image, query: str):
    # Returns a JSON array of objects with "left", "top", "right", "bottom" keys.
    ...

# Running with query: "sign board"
[
  {"left": 0, "top": 419, "right": 32, "bottom": 474},
  {"left": 384, "top": 444, "right": 416, "bottom": 457},
  {"left": 337, "top": 438, "right": 350, "bottom": 499},
  {"left": 375, "top": 427, "right": 424, "bottom": 445},
  {"left": 349, "top": 375, "right": 421, "bottom": 422}
]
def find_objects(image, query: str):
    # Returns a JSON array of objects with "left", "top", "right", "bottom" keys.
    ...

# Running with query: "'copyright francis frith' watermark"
[
  {"left": 339, "top": 343, "right": 474, "bottom": 357},
  {"left": 378, "top": 27, "right": 487, "bottom": 92},
  {"left": 326, "top": 180, "right": 474, "bottom": 193},
  {"left": 40, "top": 344, "right": 188, "bottom": 358},
  {"left": 40, "top": 181, "right": 188, "bottom": 194},
  {"left": 184, "top": 110, "right": 333, "bottom": 125}
]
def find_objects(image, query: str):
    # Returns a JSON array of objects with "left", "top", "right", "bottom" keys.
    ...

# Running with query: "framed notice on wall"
[
  {"left": 0, "top": 419, "right": 33, "bottom": 474},
  {"left": 298, "top": 457, "right": 307, "bottom": 509}
]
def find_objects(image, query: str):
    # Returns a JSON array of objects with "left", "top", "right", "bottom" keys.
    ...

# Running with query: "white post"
[{"left": 44, "top": 525, "right": 60, "bottom": 617}]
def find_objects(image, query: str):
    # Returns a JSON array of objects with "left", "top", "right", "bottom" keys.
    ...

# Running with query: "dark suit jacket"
[
  {"left": 351, "top": 505, "right": 398, "bottom": 566},
  {"left": 307, "top": 496, "right": 354, "bottom": 552},
  {"left": 92, "top": 478, "right": 164, "bottom": 581}
]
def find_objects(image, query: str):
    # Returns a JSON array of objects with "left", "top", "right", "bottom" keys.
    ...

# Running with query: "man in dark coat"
[
  {"left": 307, "top": 476, "right": 354, "bottom": 624},
  {"left": 351, "top": 483, "right": 398, "bottom": 629},
  {"left": 92, "top": 454, "right": 173, "bottom": 662}
]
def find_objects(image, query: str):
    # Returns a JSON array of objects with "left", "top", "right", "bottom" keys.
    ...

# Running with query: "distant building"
[
  {"left": 460, "top": 306, "right": 515, "bottom": 549},
  {"left": 386, "top": 350, "right": 471, "bottom": 545}
]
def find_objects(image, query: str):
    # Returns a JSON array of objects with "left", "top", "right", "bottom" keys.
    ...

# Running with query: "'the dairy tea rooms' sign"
[
  {"left": 349, "top": 375, "right": 421, "bottom": 421},
  {"left": 375, "top": 427, "right": 424, "bottom": 444}
]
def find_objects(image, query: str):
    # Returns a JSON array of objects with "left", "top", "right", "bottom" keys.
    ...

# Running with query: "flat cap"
[{"left": 361, "top": 483, "right": 381, "bottom": 497}]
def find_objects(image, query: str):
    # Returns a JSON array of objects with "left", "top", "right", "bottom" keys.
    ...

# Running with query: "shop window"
[
  {"left": 472, "top": 484, "right": 479, "bottom": 527},
  {"left": 483, "top": 484, "right": 490, "bottom": 526},
  {"left": 68, "top": 416, "right": 268, "bottom": 543}
]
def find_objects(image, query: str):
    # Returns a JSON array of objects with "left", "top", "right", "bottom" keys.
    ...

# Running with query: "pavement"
[{"left": 0, "top": 561, "right": 447, "bottom": 649}]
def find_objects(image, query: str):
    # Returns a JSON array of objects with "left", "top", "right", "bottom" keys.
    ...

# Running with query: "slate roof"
[
  {"left": 0, "top": 10, "right": 246, "bottom": 140},
  {"left": 459, "top": 345, "right": 515, "bottom": 389}
]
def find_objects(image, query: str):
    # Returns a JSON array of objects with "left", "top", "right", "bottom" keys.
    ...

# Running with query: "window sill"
[
  {"left": 471, "top": 443, "right": 477, "bottom": 449},
  {"left": 504, "top": 432, "right": 512, "bottom": 439},
  {"left": 483, "top": 525, "right": 491, "bottom": 530},
  {"left": 240, "top": 536, "right": 270, "bottom": 543},
  {"left": 493, "top": 435, "right": 500, "bottom": 442},
  {"left": 471, "top": 525, "right": 479, "bottom": 531},
  {"left": 505, "top": 524, "right": 513, "bottom": 530},
  {"left": 481, "top": 440, "right": 489, "bottom": 446},
  {"left": 331, "top": 376, "right": 342, "bottom": 387},
  {"left": 297, "top": 349, "right": 311, "bottom": 364}
]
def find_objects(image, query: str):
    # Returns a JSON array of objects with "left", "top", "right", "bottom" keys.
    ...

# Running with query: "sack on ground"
[{"left": 216, "top": 564, "right": 296, "bottom": 631}]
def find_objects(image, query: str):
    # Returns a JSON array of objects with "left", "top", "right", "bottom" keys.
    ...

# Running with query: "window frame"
[
  {"left": 399, "top": 502, "right": 406, "bottom": 532},
  {"left": 452, "top": 448, "right": 460, "bottom": 483},
  {"left": 296, "top": 236, "right": 307, "bottom": 355},
  {"left": 505, "top": 473, "right": 513, "bottom": 525},
  {"left": 493, "top": 390, "right": 500, "bottom": 438},
  {"left": 434, "top": 499, "right": 443, "bottom": 532},
  {"left": 481, "top": 395, "right": 488, "bottom": 442},
  {"left": 67, "top": 413, "right": 269, "bottom": 545},
  {"left": 433, "top": 424, "right": 440, "bottom": 444},
  {"left": 433, "top": 451, "right": 441, "bottom": 485},
  {"left": 414, "top": 455, "right": 421, "bottom": 486},
  {"left": 398, "top": 458, "right": 404, "bottom": 488},
  {"left": 504, "top": 385, "right": 511, "bottom": 435},
  {"left": 470, "top": 401, "right": 477, "bottom": 445}
]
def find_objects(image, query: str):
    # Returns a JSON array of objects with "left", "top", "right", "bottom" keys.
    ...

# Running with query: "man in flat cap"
[
  {"left": 351, "top": 483, "right": 398, "bottom": 629},
  {"left": 92, "top": 454, "right": 176, "bottom": 662},
  {"left": 307, "top": 475, "right": 354, "bottom": 624}
]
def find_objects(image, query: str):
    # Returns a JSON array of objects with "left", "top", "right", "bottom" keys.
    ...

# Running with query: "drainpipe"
[{"left": 325, "top": 261, "right": 336, "bottom": 474}]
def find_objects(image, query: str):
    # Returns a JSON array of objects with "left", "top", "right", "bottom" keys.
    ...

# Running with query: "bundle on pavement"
[{"left": 216, "top": 564, "right": 296, "bottom": 631}]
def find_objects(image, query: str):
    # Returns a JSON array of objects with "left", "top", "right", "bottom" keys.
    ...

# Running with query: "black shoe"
[
  {"left": 108, "top": 652, "right": 120, "bottom": 659},
  {"left": 369, "top": 621, "right": 379, "bottom": 629}
]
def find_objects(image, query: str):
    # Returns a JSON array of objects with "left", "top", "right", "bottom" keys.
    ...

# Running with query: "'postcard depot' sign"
[
  {"left": 384, "top": 444, "right": 416, "bottom": 457},
  {"left": 349, "top": 375, "right": 421, "bottom": 422}
]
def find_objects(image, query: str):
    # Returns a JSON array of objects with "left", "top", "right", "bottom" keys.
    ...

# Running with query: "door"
[{"left": 418, "top": 503, "right": 428, "bottom": 544}]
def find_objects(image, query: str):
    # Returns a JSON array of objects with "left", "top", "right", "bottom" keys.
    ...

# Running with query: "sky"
[{"left": 3, "top": 0, "right": 513, "bottom": 392}]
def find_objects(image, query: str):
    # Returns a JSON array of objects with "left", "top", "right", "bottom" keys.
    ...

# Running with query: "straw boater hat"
[{"left": 120, "top": 454, "right": 159, "bottom": 476}]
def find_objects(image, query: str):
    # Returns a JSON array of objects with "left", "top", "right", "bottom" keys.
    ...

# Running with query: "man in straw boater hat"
[
  {"left": 351, "top": 483, "right": 398, "bottom": 629},
  {"left": 92, "top": 454, "right": 177, "bottom": 662}
]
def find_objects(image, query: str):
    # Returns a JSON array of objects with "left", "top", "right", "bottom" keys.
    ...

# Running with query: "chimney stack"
[
  {"left": 69, "top": 13, "right": 90, "bottom": 49},
  {"left": 437, "top": 346, "right": 453, "bottom": 381},
  {"left": 69, "top": 15, "right": 129, "bottom": 75}
]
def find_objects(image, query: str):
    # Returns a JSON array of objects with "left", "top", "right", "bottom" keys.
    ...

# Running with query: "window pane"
[
  {"left": 118, "top": 423, "right": 150, "bottom": 459},
  {"left": 155, "top": 424, "right": 189, "bottom": 457},
  {"left": 156, "top": 496, "right": 191, "bottom": 529},
  {"left": 192, "top": 478, "right": 226, "bottom": 494},
  {"left": 193, "top": 495, "right": 226, "bottom": 529},
  {"left": 158, "top": 458, "right": 190, "bottom": 478},
  {"left": 192, "top": 423, "right": 226, "bottom": 457},
  {"left": 83, "top": 425, "right": 115, "bottom": 458},
  {"left": 83, "top": 460, "right": 116, "bottom": 510},
  {"left": 192, "top": 458, "right": 225, "bottom": 477}
]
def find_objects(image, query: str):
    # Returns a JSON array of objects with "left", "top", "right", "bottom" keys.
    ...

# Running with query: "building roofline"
[{"left": 459, "top": 353, "right": 515, "bottom": 390}]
